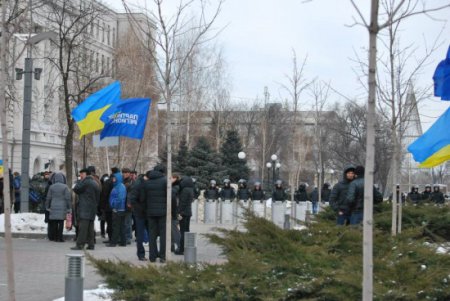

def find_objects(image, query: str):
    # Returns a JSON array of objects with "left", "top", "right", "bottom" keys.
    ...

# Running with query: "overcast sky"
[{"left": 105, "top": 0, "right": 450, "bottom": 131}]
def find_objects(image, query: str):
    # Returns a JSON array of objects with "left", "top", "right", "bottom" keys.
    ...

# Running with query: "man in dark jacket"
[
  {"left": 219, "top": 179, "right": 235, "bottom": 200},
  {"left": 72, "top": 168, "right": 101, "bottom": 250},
  {"left": 309, "top": 187, "right": 319, "bottom": 214},
  {"left": 422, "top": 184, "right": 432, "bottom": 202},
  {"left": 294, "top": 183, "right": 308, "bottom": 203},
  {"left": 122, "top": 167, "right": 134, "bottom": 244},
  {"left": 431, "top": 186, "right": 445, "bottom": 204},
  {"left": 345, "top": 165, "right": 383, "bottom": 225},
  {"left": 321, "top": 183, "right": 331, "bottom": 203},
  {"left": 129, "top": 174, "right": 149, "bottom": 260},
  {"left": 329, "top": 165, "right": 355, "bottom": 225},
  {"left": 407, "top": 186, "right": 421, "bottom": 204},
  {"left": 100, "top": 167, "right": 117, "bottom": 242},
  {"left": 204, "top": 180, "right": 219, "bottom": 201},
  {"left": 272, "top": 180, "right": 287, "bottom": 202},
  {"left": 237, "top": 179, "right": 251, "bottom": 201},
  {"left": 140, "top": 165, "right": 167, "bottom": 263},
  {"left": 177, "top": 176, "right": 194, "bottom": 255},
  {"left": 251, "top": 181, "right": 266, "bottom": 202}
]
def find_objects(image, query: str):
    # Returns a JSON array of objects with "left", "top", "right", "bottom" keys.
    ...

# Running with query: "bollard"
[
  {"left": 184, "top": 232, "right": 197, "bottom": 264},
  {"left": 65, "top": 254, "right": 85, "bottom": 301},
  {"left": 283, "top": 214, "right": 290, "bottom": 229}
]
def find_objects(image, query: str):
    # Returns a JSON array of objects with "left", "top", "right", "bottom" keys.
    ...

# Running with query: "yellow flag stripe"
[
  {"left": 76, "top": 105, "right": 111, "bottom": 138},
  {"left": 418, "top": 144, "right": 450, "bottom": 168}
]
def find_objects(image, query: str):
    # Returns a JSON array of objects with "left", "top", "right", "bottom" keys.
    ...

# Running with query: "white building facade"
[{"left": 1, "top": 0, "right": 147, "bottom": 176}]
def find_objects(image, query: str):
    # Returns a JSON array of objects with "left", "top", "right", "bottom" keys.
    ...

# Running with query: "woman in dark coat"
[{"left": 46, "top": 173, "right": 71, "bottom": 242}]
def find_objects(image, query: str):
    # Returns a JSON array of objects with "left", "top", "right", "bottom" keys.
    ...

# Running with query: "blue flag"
[
  {"left": 433, "top": 45, "right": 450, "bottom": 101},
  {"left": 100, "top": 98, "right": 151, "bottom": 140}
]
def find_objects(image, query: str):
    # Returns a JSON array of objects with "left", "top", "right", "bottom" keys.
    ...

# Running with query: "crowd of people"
[{"left": 1, "top": 162, "right": 448, "bottom": 262}]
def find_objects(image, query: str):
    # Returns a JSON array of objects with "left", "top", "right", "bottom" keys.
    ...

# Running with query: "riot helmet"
[
  {"left": 210, "top": 180, "right": 216, "bottom": 187},
  {"left": 223, "top": 179, "right": 231, "bottom": 187}
]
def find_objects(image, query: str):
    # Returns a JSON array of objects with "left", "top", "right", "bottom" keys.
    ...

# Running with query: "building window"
[
  {"left": 101, "top": 54, "right": 105, "bottom": 74},
  {"left": 102, "top": 22, "right": 105, "bottom": 42},
  {"left": 112, "top": 59, "right": 115, "bottom": 77},
  {"left": 90, "top": 51, "right": 94, "bottom": 72},
  {"left": 112, "top": 28, "right": 116, "bottom": 47},
  {"left": 96, "top": 52, "right": 99, "bottom": 73},
  {"left": 107, "top": 25, "right": 110, "bottom": 45},
  {"left": 96, "top": 21, "right": 99, "bottom": 38},
  {"left": 107, "top": 57, "right": 110, "bottom": 76},
  {"left": 90, "top": 21, "right": 94, "bottom": 35}
]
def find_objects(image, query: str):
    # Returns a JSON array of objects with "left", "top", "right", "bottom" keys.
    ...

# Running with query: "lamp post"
[
  {"left": 238, "top": 151, "right": 246, "bottom": 160},
  {"left": 266, "top": 154, "right": 281, "bottom": 192},
  {"left": 266, "top": 162, "right": 272, "bottom": 192},
  {"left": 16, "top": 32, "right": 57, "bottom": 212}
]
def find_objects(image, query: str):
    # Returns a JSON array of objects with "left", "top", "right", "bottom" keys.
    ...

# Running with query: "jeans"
[
  {"left": 350, "top": 211, "right": 363, "bottom": 225},
  {"left": 134, "top": 215, "right": 147, "bottom": 259},
  {"left": 312, "top": 201, "right": 318, "bottom": 214},
  {"left": 336, "top": 212, "right": 351, "bottom": 226}
]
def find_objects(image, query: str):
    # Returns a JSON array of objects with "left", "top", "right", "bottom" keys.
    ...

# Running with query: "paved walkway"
[{"left": 0, "top": 223, "right": 234, "bottom": 301}]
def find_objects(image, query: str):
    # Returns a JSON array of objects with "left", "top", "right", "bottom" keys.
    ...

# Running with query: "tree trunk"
[
  {"left": 363, "top": 1, "right": 379, "bottom": 300},
  {"left": 65, "top": 119, "right": 74, "bottom": 187},
  {"left": 165, "top": 88, "right": 173, "bottom": 262},
  {"left": 1, "top": 2, "right": 16, "bottom": 298}
]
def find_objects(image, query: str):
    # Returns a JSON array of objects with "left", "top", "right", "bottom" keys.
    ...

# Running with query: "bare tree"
[
  {"left": 0, "top": 1, "right": 35, "bottom": 299},
  {"left": 350, "top": 0, "right": 450, "bottom": 299},
  {"left": 309, "top": 80, "right": 330, "bottom": 201},
  {"left": 44, "top": 0, "right": 109, "bottom": 185},
  {"left": 279, "top": 50, "right": 311, "bottom": 195},
  {"left": 122, "top": 0, "right": 223, "bottom": 262}
]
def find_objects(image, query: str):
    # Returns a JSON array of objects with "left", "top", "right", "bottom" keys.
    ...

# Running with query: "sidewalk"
[{"left": 0, "top": 223, "right": 232, "bottom": 301}]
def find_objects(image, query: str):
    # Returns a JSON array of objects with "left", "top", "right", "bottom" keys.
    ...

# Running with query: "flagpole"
[
  {"left": 105, "top": 146, "right": 110, "bottom": 173},
  {"left": 134, "top": 139, "right": 143, "bottom": 172}
]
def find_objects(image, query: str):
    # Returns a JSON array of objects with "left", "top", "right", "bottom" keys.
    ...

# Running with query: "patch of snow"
[
  {"left": 0, "top": 213, "right": 100, "bottom": 234},
  {"left": 53, "top": 284, "right": 113, "bottom": 301}
]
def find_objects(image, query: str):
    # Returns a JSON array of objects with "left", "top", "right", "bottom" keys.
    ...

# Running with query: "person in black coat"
[
  {"left": 431, "top": 186, "right": 445, "bottom": 204},
  {"left": 72, "top": 168, "right": 101, "bottom": 250},
  {"left": 329, "top": 165, "right": 355, "bottom": 226},
  {"left": 219, "top": 179, "right": 235, "bottom": 201},
  {"left": 321, "top": 183, "right": 331, "bottom": 203},
  {"left": 272, "top": 180, "right": 287, "bottom": 202},
  {"left": 171, "top": 175, "right": 181, "bottom": 254},
  {"left": 140, "top": 165, "right": 167, "bottom": 263},
  {"left": 237, "top": 179, "right": 251, "bottom": 202},
  {"left": 294, "top": 183, "right": 308, "bottom": 203},
  {"left": 128, "top": 174, "right": 149, "bottom": 260},
  {"left": 204, "top": 180, "right": 219, "bottom": 201},
  {"left": 176, "top": 176, "right": 194, "bottom": 255},
  {"left": 251, "top": 181, "right": 266, "bottom": 202}
]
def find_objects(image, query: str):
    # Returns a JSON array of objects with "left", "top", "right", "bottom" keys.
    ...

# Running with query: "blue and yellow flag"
[
  {"left": 71, "top": 81, "right": 121, "bottom": 138},
  {"left": 408, "top": 106, "right": 450, "bottom": 168},
  {"left": 100, "top": 98, "right": 151, "bottom": 140}
]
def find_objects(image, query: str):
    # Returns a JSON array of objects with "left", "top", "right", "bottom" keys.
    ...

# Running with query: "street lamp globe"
[
  {"left": 271, "top": 154, "right": 277, "bottom": 161},
  {"left": 266, "top": 162, "right": 272, "bottom": 168},
  {"left": 276, "top": 162, "right": 281, "bottom": 169},
  {"left": 238, "top": 151, "right": 246, "bottom": 160}
]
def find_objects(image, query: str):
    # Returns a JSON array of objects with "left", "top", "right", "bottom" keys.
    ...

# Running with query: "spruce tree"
[
  {"left": 174, "top": 139, "right": 189, "bottom": 173},
  {"left": 185, "top": 136, "right": 222, "bottom": 189},
  {"left": 220, "top": 130, "right": 250, "bottom": 182}
]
